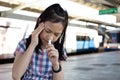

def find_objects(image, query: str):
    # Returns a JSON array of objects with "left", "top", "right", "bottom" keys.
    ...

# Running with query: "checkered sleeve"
[{"left": 14, "top": 39, "right": 26, "bottom": 56}]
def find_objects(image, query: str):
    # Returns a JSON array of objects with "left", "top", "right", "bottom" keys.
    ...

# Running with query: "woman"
[{"left": 12, "top": 3, "right": 68, "bottom": 80}]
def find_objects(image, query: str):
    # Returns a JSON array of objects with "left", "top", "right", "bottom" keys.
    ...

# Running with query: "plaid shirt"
[{"left": 14, "top": 39, "right": 67, "bottom": 80}]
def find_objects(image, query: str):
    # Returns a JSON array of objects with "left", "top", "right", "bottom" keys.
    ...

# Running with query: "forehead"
[{"left": 45, "top": 21, "right": 64, "bottom": 33}]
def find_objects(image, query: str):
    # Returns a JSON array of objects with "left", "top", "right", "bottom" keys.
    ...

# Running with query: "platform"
[
  {"left": 0, "top": 51, "right": 120, "bottom": 80},
  {"left": 64, "top": 51, "right": 120, "bottom": 80}
]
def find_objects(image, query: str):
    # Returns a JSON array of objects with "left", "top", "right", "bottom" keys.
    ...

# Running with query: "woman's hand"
[
  {"left": 31, "top": 23, "right": 44, "bottom": 46},
  {"left": 46, "top": 44, "right": 59, "bottom": 65}
]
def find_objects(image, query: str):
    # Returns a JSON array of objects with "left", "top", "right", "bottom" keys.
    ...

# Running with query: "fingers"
[
  {"left": 47, "top": 46, "right": 57, "bottom": 53},
  {"left": 31, "top": 23, "right": 44, "bottom": 45},
  {"left": 47, "top": 49, "right": 58, "bottom": 58},
  {"left": 34, "top": 23, "right": 44, "bottom": 36},
  {"left": 46, "top": 45, "right": 59, "bottom": 58}
]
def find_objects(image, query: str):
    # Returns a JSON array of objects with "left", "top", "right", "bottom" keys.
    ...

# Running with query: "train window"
[
  {"left": 106, "top": 32, "right": 120, "bottom": 43},
  {"left": 105, "top": 29, "right": 120, "bottom": 49},
  {"left": 76, "top": 36, "right": 90, "bottom": 41}
]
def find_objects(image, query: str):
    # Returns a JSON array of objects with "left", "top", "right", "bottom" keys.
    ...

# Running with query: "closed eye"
[{"left": 55, "top": 33, "right": 60, "bottom": 37}]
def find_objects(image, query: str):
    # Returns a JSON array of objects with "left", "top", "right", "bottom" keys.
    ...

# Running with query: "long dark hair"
[{"left": 26, "top": 3, "right": 68, "bottom": 60}]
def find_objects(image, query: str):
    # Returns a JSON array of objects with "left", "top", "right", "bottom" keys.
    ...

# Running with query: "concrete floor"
[
  {"left": 64, "top": 51, "right": 120, "bottom": 80},
  {"left": 0, "top": 51, "right": 120, "bottom": 80}
]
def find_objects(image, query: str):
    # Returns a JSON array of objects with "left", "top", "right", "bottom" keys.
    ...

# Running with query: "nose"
[{"left": 48, "top": 34, "right": 54, "bottom": 42}]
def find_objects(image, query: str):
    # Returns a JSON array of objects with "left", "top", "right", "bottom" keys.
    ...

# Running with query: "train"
[
  {"left": 1, "top": 17, "right": 117, "bottom": 60},
  {"left": 104, "top": 28, "right": 120, "bottom": 49},
  {"left": 0, "top": 18, "right": 102, "bottom": 59},
  {"left": 65, "top": 23, "right": 100, "bottom": 54}
]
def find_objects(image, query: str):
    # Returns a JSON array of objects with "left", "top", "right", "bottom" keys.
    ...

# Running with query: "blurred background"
[{"left": 0, "top": 0, "right": 120, "bottom": 80}]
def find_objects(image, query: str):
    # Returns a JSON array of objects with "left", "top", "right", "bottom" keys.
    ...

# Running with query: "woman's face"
[{"left": 39, "top": 21, "right": 64, "bottom": 47}]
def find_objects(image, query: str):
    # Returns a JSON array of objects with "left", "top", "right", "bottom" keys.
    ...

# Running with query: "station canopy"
[{"left": 0, "top": 0, "right": 120, "bottom": 27}]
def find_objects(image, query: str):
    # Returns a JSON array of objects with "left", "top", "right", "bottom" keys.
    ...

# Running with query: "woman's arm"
[
  {"left": 12, "top": 43, "right": 36, "bottom": 80},
  {"left": 46, "top": 43, "right": 66, "bottom": 80},
  {"left": 53, "top": 61, "right": 65, "bottom": 80},
  {"left": 12, "top": 23, "right": 44, "bottom": 80}
]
